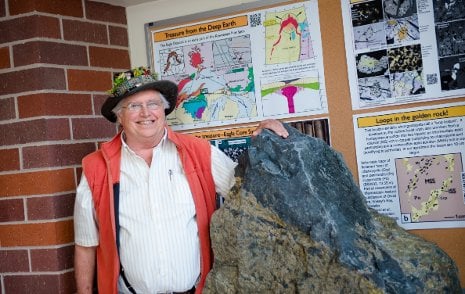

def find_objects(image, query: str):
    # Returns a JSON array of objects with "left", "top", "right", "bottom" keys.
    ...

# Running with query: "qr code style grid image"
[{"left": 250, "top": 13, "right": 261, "bottom": 27}]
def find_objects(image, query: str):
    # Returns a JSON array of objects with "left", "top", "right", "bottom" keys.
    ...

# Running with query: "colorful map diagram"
[
  {"left": 261, "top": 76, "right": 321, "bottom": 116},
  {"left": 160, "top": 35, "right": 257, "bottom": 129},
  {"left": 160, "top": 49, "right": 185, "bottom": 76},
  {"left": 264, "top": 6, "right": 314, "bottom": 64},
  {"left": 396, "top": 153, "right": 465, "bottom": 223}
]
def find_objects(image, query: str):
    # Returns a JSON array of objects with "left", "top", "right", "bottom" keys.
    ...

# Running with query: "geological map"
[
  {"left": 264, "top": 6, "right": 314, "bottom": 64},
  {"left": 160, "top": 36, "right": 257, "bottom": 128},
  {"left": 396, "top": 153, "right": 465, "bottom": 223}
]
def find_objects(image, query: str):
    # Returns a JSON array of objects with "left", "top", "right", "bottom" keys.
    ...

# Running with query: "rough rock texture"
[{"left": 204, "top": 124, "right": 461, "bottom": 293}]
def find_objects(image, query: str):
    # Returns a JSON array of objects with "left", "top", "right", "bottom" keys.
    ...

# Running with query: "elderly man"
[{"left": 73, "top": 67, "right": 288, "bottom": 294}]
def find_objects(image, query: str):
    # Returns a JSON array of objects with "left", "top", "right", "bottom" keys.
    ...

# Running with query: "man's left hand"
[{"left": 252, "top": 119, "right": 289, "bottom": 138}]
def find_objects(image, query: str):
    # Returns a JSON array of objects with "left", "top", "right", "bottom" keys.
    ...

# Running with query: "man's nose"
[{"left": 139, "top": 104, "right": 151, "bottom": 115}]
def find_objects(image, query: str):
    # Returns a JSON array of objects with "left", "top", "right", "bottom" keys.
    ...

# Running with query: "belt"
[{"left": 173, "top": 286, "right": 196, "bottom": 294}]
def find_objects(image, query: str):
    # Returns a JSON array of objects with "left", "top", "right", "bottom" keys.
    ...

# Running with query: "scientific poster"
[
  {"left": 341, "top": 0, "right": 465, "bottom": 109},
  {"left": 149, "top": 0, "right": 327, "bottom": 131},
  {"left": 354, "top": 102, "right": 465, "bottom": 230}
]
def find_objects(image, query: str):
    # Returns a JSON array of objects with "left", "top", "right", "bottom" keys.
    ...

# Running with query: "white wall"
[{"left": 126, "top": 0, "right": 259, "bottom": 67}]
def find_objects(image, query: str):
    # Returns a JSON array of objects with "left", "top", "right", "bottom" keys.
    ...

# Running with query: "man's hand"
[{"left": 252, "top": 119, "right": 289, "bottom": 138}]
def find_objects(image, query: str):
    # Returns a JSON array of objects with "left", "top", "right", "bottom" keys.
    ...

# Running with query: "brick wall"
[{"left": 0, "top": 0, "right": 129, "bottom": 293}]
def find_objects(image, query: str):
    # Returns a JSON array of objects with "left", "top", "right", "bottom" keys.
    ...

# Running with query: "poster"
[
  {"left": 354, "top": 102, "right": 465, "bottom": 229},
  {"left": 149, "top": 0, "right": 327, "bottom": 131},
  {"left": 341, "top": 0, "right": 465, "bottom": 110}
]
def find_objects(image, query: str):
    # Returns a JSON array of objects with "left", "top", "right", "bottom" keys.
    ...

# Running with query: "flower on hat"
[{"left": 108, "top": 66, "right": 159, "bottom": 97}]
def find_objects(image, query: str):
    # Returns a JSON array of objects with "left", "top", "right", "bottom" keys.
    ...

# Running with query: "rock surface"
[{"left": 204, "top": 124, "right": 461, "bottom": 293}]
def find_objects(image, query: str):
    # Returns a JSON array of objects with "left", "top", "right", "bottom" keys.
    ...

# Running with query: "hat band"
[{"left": 113, "top": 75, "right": 157, "bottom": 97}]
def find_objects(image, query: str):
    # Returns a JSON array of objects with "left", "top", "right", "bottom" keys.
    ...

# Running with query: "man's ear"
[{"left": 116, "top": 112, "right": 122, "bottom": 124}]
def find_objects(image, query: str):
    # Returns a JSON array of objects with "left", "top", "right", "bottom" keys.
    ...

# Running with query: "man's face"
[{"left": 117, "top": 89, "right": 166, "bottom": 144}]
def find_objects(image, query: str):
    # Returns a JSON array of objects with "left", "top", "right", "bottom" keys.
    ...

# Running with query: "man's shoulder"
[
  {"left": 82, "top": 150, "right": 107, "bottom": 177},
  {"left": 83, "top": 134, "right": 122, "bottom": 164},
  {"left": 82, "top": 149, "right": 104, "bottom": 163}
]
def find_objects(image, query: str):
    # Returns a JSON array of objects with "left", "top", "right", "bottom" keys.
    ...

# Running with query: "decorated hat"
[{"left": 101, "top": 66, "right": 178, "bottom": 122}]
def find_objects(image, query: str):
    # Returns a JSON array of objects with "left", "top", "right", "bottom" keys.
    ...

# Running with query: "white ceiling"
[{"left": 92, "top": 0, "right": 158, "bottom": 7}]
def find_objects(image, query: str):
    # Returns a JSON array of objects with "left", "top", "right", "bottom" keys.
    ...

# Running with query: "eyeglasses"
[{"left": 122, "top": 100, "right": 163, "bottom": 112}]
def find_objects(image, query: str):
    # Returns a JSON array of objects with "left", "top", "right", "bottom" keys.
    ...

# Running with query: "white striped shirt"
[{"left": 74, "top": 132, "right": 237, "bottom": 293}]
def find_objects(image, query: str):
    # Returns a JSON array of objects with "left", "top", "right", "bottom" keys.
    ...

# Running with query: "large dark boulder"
[{"left": 204, "top": 124, "right": 461, "bottom": 293}]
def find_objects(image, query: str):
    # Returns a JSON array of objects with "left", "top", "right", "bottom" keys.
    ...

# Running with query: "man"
[{"left": 73, "top": 67, "right": 288, "bottom": 294}]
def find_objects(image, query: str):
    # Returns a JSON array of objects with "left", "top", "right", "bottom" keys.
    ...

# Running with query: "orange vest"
[{"left": 82, "top": 128, "right": 217, "bottom": 293}]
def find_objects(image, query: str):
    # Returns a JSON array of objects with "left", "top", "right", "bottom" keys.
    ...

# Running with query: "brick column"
[{"left": 0, "top": 0, "right": 130, "bottom": 293}]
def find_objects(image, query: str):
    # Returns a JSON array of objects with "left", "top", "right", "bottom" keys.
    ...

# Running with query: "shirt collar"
[{"left": 120, "top": 128, "right": 168, "bottom": 155}]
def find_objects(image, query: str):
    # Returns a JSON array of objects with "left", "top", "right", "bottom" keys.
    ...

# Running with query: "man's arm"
[{"left": 74, "top": 245, "right": 97, "bottom": 294}]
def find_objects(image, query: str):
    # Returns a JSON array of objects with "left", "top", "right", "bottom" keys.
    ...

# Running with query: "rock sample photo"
[{"left": 204, "top": 124, "right": 461, "bottom": 293}]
